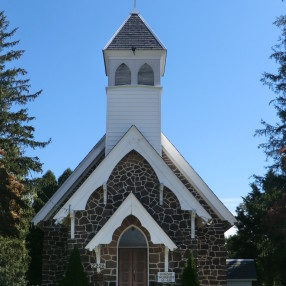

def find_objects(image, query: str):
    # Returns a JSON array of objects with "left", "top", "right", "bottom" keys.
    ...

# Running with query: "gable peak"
[{"left": 104, "top": 12, "right": 166, "bottom": 51}]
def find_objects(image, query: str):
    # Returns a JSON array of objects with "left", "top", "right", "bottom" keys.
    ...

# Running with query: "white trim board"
[
  {"left": 54, "top": 126, "right": 211, "bottom": 223},
  {"left": 85, "top": 193, "right": 177, "bottom": 251},
  {"left": 161, "top": 133, "right": 236, "bottom": 225},
  {"left": 32, "top": 136, "right": 106, "bottom": 225}
]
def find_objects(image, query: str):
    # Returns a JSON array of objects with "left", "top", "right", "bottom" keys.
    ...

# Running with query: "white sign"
[
  {"left": 157, "top": 272, "right": 175, "bottom": 283},
  {"left": 90, "top": 263, "right": 106, "bottom": 270}
]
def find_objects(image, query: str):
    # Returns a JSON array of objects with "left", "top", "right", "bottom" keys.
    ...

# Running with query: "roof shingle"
[{"left": 104, "top": 13, "right": 165, "bottom": 50}]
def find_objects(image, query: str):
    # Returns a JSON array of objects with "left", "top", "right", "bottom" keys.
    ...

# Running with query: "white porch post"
[
  {"left": 95, "top": 245, "right": 101, "bottom": 273},
  {"left": 191, "top": 211, "right": 196, "bottom": 239},
  {"left": 103, "top": 183, "right": 107, "bottom": 205},
  {"left": 159, "top": 183, "right": 164, "bottom": 206},
  {"left": 70, "top": 208, "right": 75, "bottom": 239},
  {"left": 164, "top": 246, "right": 169, "bottom": 272}
]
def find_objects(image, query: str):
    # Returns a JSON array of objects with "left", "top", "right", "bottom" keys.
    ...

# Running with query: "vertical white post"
[
  {"left": 70, "top": 209, "right": 75, "bottom": 239},
  {"left": 159, "top": 183, "right": 164, "bottom": 206},
  {"left": 164, "top": 246, "right": 169, "bottom": 272},
  {"left": 103, "top": 183, "right": 107, "bottom": 205},
  {"left": 95, "top": 245, "right": 101, "bottom": 273},
  {"left": 191, "top": 211, "right": 196, "bottom": 239}
]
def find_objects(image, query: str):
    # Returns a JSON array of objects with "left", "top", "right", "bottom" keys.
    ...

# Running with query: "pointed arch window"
[
  {"left": 119, "top": 227, "right": 147, "bottom": 248},
  {"left": 115, "top": 63, "right": 131, "bottom": 86},
  {"left": 138, "top": 63, "right": 154, "bottom": 86}
]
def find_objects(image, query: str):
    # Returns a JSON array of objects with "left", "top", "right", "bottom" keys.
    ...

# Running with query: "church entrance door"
[
  {"left": 118, "top": 248, "right": 147, "bottom": 286},
  {"left": 118, "top": 227, "right": 148, "bottom": 286}
]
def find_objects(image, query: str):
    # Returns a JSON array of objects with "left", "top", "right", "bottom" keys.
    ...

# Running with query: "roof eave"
[
  {"left": 32, "top": 135, "right": 106, "bottom": 225},
  {"left": 161, "top": 132, "right": 236, "bottom": 225}
]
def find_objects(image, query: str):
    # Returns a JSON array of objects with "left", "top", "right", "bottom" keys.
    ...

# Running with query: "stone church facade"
[{"left": 33, "top": 8, "right": 235, "bottom": 286}]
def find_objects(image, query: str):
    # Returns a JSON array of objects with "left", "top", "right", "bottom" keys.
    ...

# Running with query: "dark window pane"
[
  {"left": 138, "top": 63, "right": 154, "bottom": 86},
  {"left": 115, "top": 63, "right": 131, "bottom": 86}
]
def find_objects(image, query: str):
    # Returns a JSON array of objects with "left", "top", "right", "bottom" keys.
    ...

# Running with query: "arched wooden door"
[{"left": 118, "top": 228, "right": 147, "bottom": 286}]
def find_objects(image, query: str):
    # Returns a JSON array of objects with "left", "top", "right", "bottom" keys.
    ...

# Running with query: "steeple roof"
[{"left": 104, "top": 12, "right": 166, "bottom": 50}]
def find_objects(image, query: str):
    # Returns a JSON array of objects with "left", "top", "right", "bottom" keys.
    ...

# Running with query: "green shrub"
[
  {"left": 182, "top": 252, "right": 199, "bottom": 286},
  {"left": 59, "top": 246, "right": 89, "bottom": 286}
]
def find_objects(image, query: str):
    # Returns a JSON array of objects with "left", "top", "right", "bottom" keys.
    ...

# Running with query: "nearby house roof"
[
  {"left": 53, "top": 126, "right": 211, "bottom": 223},
  {"left": 104, "top": 12, "right": 166, "bottom": 50},
  {"left": 85, "top": 193, "right": 177, "bottom": 251},
  {"left": 227, "top": 259, "right": 257, "bottom": 281}
]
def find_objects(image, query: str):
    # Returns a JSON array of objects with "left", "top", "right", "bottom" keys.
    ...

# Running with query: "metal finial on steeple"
[{"left": 132, "top": 0, "right": 139, "bottom": 14}]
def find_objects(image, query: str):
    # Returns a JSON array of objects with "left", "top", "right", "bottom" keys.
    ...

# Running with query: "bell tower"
[{"left": 103, "top": 9, "right": 167, "bottom": 156}]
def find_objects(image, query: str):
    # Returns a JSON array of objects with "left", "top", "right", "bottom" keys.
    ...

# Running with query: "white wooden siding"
[{"left": 106, "top": 86, "right": 162, "bottom": 155}]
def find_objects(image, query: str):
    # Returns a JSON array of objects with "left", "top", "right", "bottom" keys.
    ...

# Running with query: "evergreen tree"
[
  {"left": 32, "top": 170, "right": 58, "bottom": 213},
  {"left": 26, "top": 226, "right": 43, "bottom": 286},
  {"left": 0, "top": 10, "right": 49, "bottom": 285},
  {"left": 227, "top": 14, "right": 286, "bottom": 285},
  {"left": 0, "top": 11, "right": 50, "bottom": 178},
  {"left": 58, "top": 168, "right": 72, "bottom": 187},
  {"left": 256, "top": 15, "right": 286, "bottom": 172},
  {"left": 182, "top": 253, "right": 199, "bottom": 286},
  {"left": 0, "top": 236, "right": 29, "bottom": 286},
  {"left": 226, "top": 171, "right": 286, "bottom": 285},
  {"left": 263, "top": 191, "right": 286, "bottom": 284},
  {"left": 59, "top": 246, "right": 89, "bottom": 286}
]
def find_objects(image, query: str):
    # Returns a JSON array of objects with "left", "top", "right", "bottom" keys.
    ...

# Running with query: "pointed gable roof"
[
  {"left": 53, "top": 126, "right": 211, "bottom": 224},
  {"left": 33, "top": 130, "right": 236, "bottom": 226},
  {"left": 85, "top": 193, "right": 177, "bottom": 251},
  {"left": 104, "top": 12, "right": 166, "bottom": 50}
]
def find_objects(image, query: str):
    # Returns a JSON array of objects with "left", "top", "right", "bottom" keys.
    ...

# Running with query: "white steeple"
[{"left": 103, "top": 12, "right": 167, "bottom": 156}]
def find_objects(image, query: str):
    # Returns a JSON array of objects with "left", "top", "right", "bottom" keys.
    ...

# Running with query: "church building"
[{"left": 33, "top": 6, "right": 235, "bottom": 286}]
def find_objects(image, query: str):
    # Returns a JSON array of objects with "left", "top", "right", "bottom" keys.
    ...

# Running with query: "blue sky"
[{"left": 1, "top": 0, "right": 285, "bottom": 214}]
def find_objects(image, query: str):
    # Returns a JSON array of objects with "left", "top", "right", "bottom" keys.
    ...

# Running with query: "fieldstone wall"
[
  {"left": 196, "top": 219, "right": 227, "bottom": 285},
  {"left": 41, "top": 220, "right": 68, "bottom": 286},
  {"left": 162, "top": 151, "right": 228, "bottom": 286},
  {"left": 41, "top": 150, "right": 228, "bottom": 286}
]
